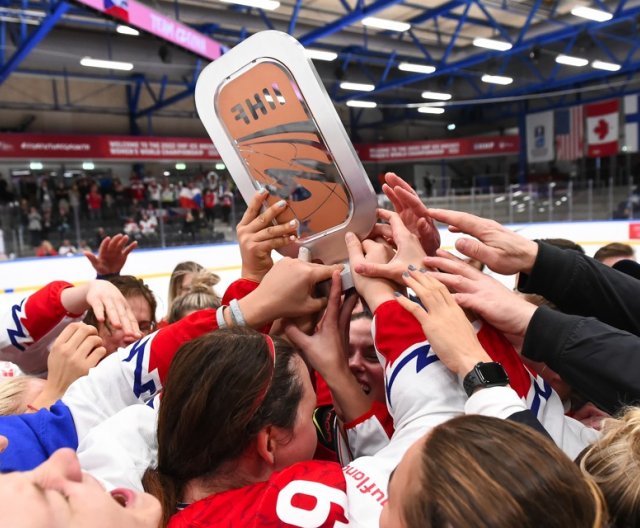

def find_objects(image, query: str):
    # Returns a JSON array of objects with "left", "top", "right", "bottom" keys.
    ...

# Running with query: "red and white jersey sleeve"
[
  {"left": 0, "top": 281, "right": 84, "bottom": 375},
  {"left": 63, "top": 308, "right": 220, "bottom": 442},
  {"left": 169, "top": 460, "right": 350, "bottom": 528},
  {"left": 474, "top": 321, "right": 600, "bottom": 459},
  {"left": 341, "top": 401, "right": 393, "bottom": 464}
]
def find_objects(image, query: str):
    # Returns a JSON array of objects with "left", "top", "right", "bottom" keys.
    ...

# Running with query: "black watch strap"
[{"left": 463, "top": 362, "right": 510, "bottom": 397}]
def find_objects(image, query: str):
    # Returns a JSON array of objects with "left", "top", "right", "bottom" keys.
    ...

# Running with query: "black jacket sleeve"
[
  {"left": 518, "top": 242, "right": 640, "bottom": 336},
  {"left": 522, "top": 306, "right": 640, "bottom": 414}
]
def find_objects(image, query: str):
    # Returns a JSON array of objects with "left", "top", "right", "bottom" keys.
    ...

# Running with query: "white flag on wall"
[{"left": 526, "top": 110, "right": 554, "bottom": 163}]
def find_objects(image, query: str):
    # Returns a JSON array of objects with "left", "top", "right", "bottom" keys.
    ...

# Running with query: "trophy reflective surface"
[{"left": 195, "top": 30, "right": 377, "bottom": 267}]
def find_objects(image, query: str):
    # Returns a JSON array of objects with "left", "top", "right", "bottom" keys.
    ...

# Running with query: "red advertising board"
[
  {"left": 0, "top": 133, "right": 519, "bottom": 162},
  {"left": 629, "top": 223, "right": 640, "bottom": 239},
  {"left": 355, "top": 135, "right": 520, "bottom": 162},
  {"left": 75, "top": 0, "right": 222, "bottom": 61},
  {"left": 0, "top": 134, "right": 221, "bottom": 160}
]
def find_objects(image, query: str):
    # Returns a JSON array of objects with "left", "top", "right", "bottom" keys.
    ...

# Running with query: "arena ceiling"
[{"left": 1, "top": 0, "right": 639, "bottom": 142}]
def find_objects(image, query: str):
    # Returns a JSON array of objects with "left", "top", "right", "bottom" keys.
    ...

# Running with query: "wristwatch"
[{"left": 463, "top": 362, "right": 510, "bottom": 397}]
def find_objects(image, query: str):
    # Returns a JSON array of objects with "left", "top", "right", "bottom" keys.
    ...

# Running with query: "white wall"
[{"left": 0, "top": 219, "right": 638, "bottom": 316}]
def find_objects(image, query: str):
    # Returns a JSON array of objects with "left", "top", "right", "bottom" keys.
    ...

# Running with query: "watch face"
[{"left": 477, "top": 362, "right": 509, "bottom": 384}]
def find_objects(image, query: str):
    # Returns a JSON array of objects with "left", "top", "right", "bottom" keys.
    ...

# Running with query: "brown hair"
[
  {"left": 142, "top": 327, "right": 303, "bottom": 527},
  {"left": 83, "top": 275, "right": 157, "bottom": 331},
  {"left": 403, "top": 415, "right": 606, "bottom": 528},
  {"left": 579, "top": 407, "right": 640, "bottom": 527},
  {"left": 167, "top": 270, "right": 221, "bottom": 323},
  {"left": 594, "top": 242, "right": 634, "bottom": 262}
]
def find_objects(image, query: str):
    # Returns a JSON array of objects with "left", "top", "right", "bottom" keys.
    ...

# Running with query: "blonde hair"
[
  {"left": 0, "top": 376, "right": 36, "bottom": 416},
  {"left": 167, "top": 261, "right": 205, "bottom": 309},
  {"left": 579, "top": 407, "right": 640, "bottom": 527},
  {"left": 168, "top": 270, "right": 221, "bottom": 323}
]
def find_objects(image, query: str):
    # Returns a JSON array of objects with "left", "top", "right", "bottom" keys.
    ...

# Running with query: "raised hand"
[
  {"left": 30, "top": 323, "right": 108, "bottom": 410},
  {"left": 355, "top": 208, "right": 426, "bottom": 283},
  {"left": 422, "top": 250, "right": 538, "bottom": 341},
  {"left": 236, "top": 189, "right": 298, "bottom": 282},
  {"left": 84, "top": 234, "right": 137, "bottom": 276},
  {"left": 397, "top": 268, "right": 491, "bottom": 377},
  {"left": 427, "top": 208, "right": 539, "bottom": 275},
  {"left": 382, "top": 172, "right": 440, "bottom": 256}
]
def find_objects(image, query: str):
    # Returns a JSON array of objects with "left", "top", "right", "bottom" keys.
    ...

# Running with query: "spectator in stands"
[
  {"left": 182, "top": 210, "right": 197, "bottom": 241},
  {"left": 79, "top": 239, "right": 91, "bottom": 253},
  {"left": 94, "top": 227, "right": 107, "bottom": 249},
  {"left": 27, "top": 206, "right": 42, "bottom": 246},
  {"left": 220, "top": 190, "right": 233, "bottom": 223},
  {"left": 148, "top": 180, "right": 161, "bottom": 209},
  {"left": 123, "top": 217, "right": 141, "bottom": 240},
  {"left": 203, "top": 187, "right": 216, "bottom": 225},
  {"left": 139, "top": 211, "right": 158, "bottom": 239},
  {"left": 161, "top": 180, "right": 176, "bottom": 208},
  {"left": 113, "top": 177, "right": 128, "bottom": 218},
  {"left": 35, "top": 240, "right": 57, "bottom": 257},
  {"left": 58, "top": 239, "right": 77, "bottom": 257},
  {"left": 86, "top": 184, "right": 102, "bottom": 221},
  {"left": 593, "top": 242, "right": 636, "bottom": 267}
]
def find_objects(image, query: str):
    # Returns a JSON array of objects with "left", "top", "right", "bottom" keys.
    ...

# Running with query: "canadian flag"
[{"left": 586, "top": 100, "right": 619, "bottom": 157}]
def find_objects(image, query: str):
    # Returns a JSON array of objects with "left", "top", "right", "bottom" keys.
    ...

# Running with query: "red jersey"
[{"left": 169, "top": 461, "right": 349, "bottom": 528}]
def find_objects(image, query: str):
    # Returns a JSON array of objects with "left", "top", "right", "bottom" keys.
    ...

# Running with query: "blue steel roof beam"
[
  {"left": 1, "top": 20, "right": 5, "bottom": 67},
  {"left": 136, "top": 85, "right": 194, "bottom": 118},
  {"left": 298, "top": 0, "right": 404, "bottom": 46},
  {"left": 288, "top": 0, "right": 302, "bottom": 35},
  {"left": 615, "top": 0, "right": 629, "bottom": 16},
  {"left": 406, "top": 29, "right": 434, "bottom": 62},
  {"left": 380, "top": 50, "right": 396, "bottom": 83},
  {"left": 337, "top": 5, "right": 640, "bottom": 102},
  {"left": 0, "top": 0, "right": 69, "bottom": 85},
  {"left": 472, "top": 0, "right": 512, "bottom": 43},
  {"left": 438, "top": 2, "right": 471, "bottom": 66},
  {"left": 546, "top": 33, "right": 579, "bottom": 83},
  {"left": 256, "top": 8, "right": 274, "bottom": 30},
  {"left": 405, "top": 0, "right": 468, "bottom": 25},
  {"left": 158, "top": 75, "right": 168, "bottom": 103},
  {"left": 515, "top": 54, "right": 545, "bottom": 82},
  {"left": 142, "top": 76, "right": 158, "bottom": 104},
  {"left": 338, "top": 0, "right": 353, "bottom": 14},
  {"left": 588, "top": 32, "right": 621, "bottom": 64},
  {"left": 439, "top": 13, "right": 500, "bottom": 29},
  {"left": 515, "top": 0, "right": 542, "bottom": 45},
  {"left": 433, "top": 15, "right": 442, "bottom": 47}
]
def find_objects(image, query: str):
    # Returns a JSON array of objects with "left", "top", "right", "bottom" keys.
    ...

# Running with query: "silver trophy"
[{"left": 195, "top": 30, "right": 377, "bottom": 288}]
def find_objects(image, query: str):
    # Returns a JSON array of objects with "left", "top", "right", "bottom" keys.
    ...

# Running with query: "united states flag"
[{"left": 555, "top": 106, "right": 584, "bottom": 161}]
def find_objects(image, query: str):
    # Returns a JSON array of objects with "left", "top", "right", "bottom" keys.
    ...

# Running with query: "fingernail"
[
  {"left": 259, "top": 187, "right": 268, "bottom": 195},
  {"left": 419, "top": 268, "right": 427, "bottom": 273},
  {"left": 393, "top": 291, "right": 401, "bottom": 297},
  {"left": 345, "top": 232, "right": 354, "bottom": 241},
  {"left": 289, "top": 219, "right": 297, "bottom": 227},
  {"left": 289, "top": 235, "right": 297, "bottom": 241},
  {"left": 402, "top": 271, "right": 410, "bottom": 278},
  {"left": 408, "top": 264, "right": 416, "bottom": 271},
  {"left": 277, "top": 200, "right": 286, "bottom": 208}
]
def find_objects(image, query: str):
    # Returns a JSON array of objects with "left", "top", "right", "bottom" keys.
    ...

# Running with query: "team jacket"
[{"left": 0, "top": 281, "right": 84, "bottom": 375}]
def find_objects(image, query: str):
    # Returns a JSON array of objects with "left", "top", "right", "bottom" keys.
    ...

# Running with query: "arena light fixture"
[
  {"left": 305, "top": 49, "right": 338, "bottom": 62},
  {"left": 340, "top": 81, "right": 375, "bottom": 92},
  {"left": 421, "top": 90, "right": 452, "bottom": 101},
  {"left": 591, "top": 60, "right": 621, "bottom": 71},
  {"left": 472, "top": 37, "right": 512, "bottom": 51},
  {"left": 80, "top": 57, "right": 133, "bottom": 71},
  {"left": 447, "top": 123, "right": 456, "bottom": 130},
  {"left": 29, "top": 162, "right": 43, "bottom": 170},
  {"left": 220, "top": 0, "right": 280, "bottom": 10},
  {"left": 555, "top": 54, "right": 588, "bottom": 67},
  {"left": 398, "top": 62, "right": 436, "bottom": 74},
  {"left": 362, "top": 17, "right": 410, "bottom": 32},
  {"left": 116, "top": 25, "right": 139, "bottom": 36},
  {"left": 215, "top": 162, "right": 226, "bottom": 170},
  {"left": 82, "top": 162, "right": 95, "bottom": 170},
  {"left": 570, "top": 6, "right": 612, "bottom": 22},
  {"left": 346, "top": 100, "right": 377, "bottom": 108},
  {"left": 175, "top": 163, "right": 187, "bottom": 170},
  {"left": 418, "top": 106, "right": 445, "bottom": 114},
  {"left": 481, "top": 74, "right": 513, "bottom": 85}
]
